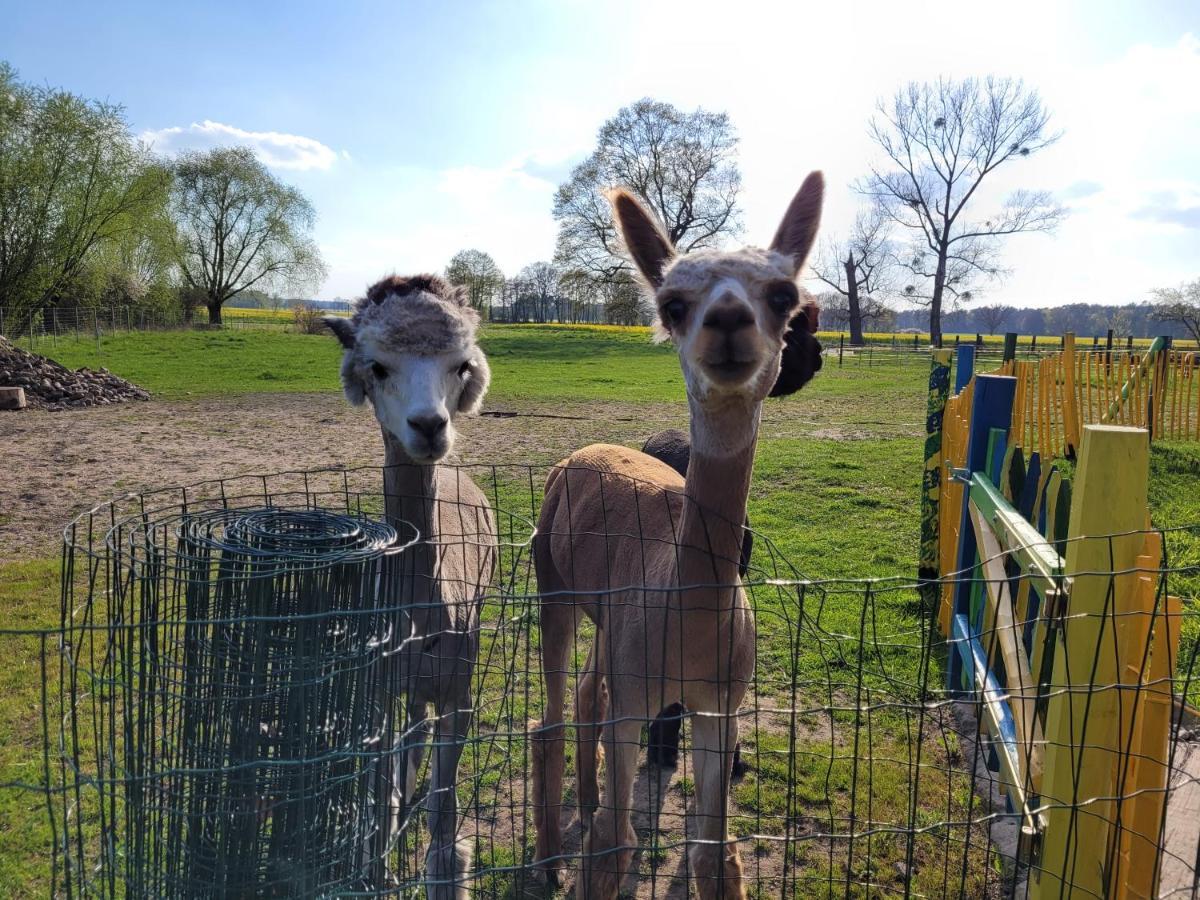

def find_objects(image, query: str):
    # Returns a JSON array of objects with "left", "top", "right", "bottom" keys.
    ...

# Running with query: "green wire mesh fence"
[{"left": 1, "top": 465, "right": 1198, "bottom": 898}]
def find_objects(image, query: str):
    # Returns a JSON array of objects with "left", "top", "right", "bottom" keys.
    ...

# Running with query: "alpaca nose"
[
  {"left": 702, "top": 302, "right": 754, "bottom": 335},
  {"left": 407, "top": 415, "right": 448, "bottom": 441}
]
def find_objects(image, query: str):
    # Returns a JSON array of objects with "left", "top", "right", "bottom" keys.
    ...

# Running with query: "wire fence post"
[
  {"left": 1003, "top": 332, "right": 1017, "bottom": 364},
  {"left": 1032, "top": 424, "right": 1150, "bottom": 900},
  {"left": 838, "top": 333, "right": 844, "bottom": 368}
]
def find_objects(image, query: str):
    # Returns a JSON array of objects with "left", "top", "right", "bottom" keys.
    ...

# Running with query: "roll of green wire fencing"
[{"left": 60, "top": 493, "right": 413, "bottom": 896}]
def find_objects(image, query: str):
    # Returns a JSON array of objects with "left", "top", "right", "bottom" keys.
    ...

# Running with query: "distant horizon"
[{"left": 9, "top": 1, "right": 1193, "bottom": 310}]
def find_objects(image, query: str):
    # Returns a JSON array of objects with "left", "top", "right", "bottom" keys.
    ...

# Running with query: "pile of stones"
[{"left": 0, "top": 336, "right": 150, "bottom": 410}]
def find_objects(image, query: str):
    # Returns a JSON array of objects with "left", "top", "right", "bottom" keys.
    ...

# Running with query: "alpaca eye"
[
  {"left": 661, "top": 298, "right": 687, "bottom": 324},
  {"left": 371, "top": 362, "right": 388, "bottom": 380},
  {"left": 767, "top": 284, "right": 799, "bottom": 315},
  {"left": 457, "top": 361, "right": 472, "bottom": 379}
]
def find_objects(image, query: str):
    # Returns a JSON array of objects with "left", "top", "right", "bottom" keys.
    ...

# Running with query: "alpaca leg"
[
  {"left": 532, "top": 600, "right": 573, "bottom": 881},
  {"left": 579, "top": 717, "right": 640, "bottom": 900},
  {"left": 372, "top": 696, "right": 430, "bottom": 883},
  {"left": 424, "top": 702, "right": 472, "bottom": 900},
  {"left": 395, "top": 698, "right": 432, "bottom": 818},
  {"left": 575, "top": 640, "right": 608, "bottom": 827},
  {"left": 689, "top": 713, "right": 745, "bottom": 900}
]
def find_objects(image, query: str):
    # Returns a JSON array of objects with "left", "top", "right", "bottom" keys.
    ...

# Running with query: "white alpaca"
[{"left": 326, "top": 274, "right": 497, "bottom": 900}]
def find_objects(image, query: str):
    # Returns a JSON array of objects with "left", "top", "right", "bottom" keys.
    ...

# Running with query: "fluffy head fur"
[
  {"left": 611, "top": 172, "right": 825, "bottom": 405},
  {"left": 324, "top": 274, "right": 491, "bottom": 461}
]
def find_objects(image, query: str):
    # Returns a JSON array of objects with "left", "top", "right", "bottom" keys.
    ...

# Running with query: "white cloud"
[{"left": 140, "top": 120, "right": 340, "bottom": 171}]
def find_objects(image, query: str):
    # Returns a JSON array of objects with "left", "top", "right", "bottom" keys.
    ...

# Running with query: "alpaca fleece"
[{"left": 352, "top": 274, "right": 481, "bottom": 356}]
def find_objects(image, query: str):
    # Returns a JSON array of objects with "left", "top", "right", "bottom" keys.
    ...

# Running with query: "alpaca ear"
[
  {"left": 457, "top": 353, "right": 491, "bottom": 414},
  {"left": 609, "top": 189, "right": 675, "bottom": 287},
  {"left": 339, "top": 353, "right": 366, "bottom": 406},
  {"left": 324, "top": 316, "right": 356, "bottom": 349},
  {"left": 803, "top": 300, "right": 820, "bottom": 333},
  {"left": 770, "top": 171, "right": 825, "bottom": 272}
]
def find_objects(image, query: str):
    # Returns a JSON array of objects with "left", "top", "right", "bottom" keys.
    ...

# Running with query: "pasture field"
[{"left": 1, "top": 325, "right": 1198, "bottom": 896}]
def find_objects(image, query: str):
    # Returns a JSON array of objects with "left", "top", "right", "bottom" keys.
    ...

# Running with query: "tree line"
[
  {"left": 451, "top": 84, "right": 1194, "bottom": 346},
  {"left": 7, "top": 59, "right": 1196, "bottom": 342},
  {"left": 0, "top": 62, "right": 325, "bottom": 333},
  {"left": 445, "top": 84, "right": 1070, "bottom": 340}
]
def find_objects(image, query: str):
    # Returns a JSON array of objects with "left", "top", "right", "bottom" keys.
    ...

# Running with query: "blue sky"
[{"left": 3, "top": 0, "right": 1198, "bottom": 307}]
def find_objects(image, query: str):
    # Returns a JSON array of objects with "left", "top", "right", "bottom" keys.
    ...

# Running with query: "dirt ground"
[{"left": 0, "top": 391, "right": 918, "bottom": 562}]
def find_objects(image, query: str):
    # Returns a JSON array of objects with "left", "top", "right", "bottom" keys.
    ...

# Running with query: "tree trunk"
[
  {"left": 845, "top": 252, "right": 864, "bottom": 346},
  {"left": 207, "top": 302, "right": 223, "bottom": 326},
  {"left": 929, "top": 249, "right": 948, "bottom": 348}
]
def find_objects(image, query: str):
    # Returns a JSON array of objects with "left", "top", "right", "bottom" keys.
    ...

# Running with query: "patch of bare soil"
[
  {"left": 450, "top": 704, "right": 804, "bottom": 900},
  {"left": 0, "top": 394, "right": 678, "bottom": 560},
  {"left": 0, "top": 390, "right": 918, "bottom": 562}
]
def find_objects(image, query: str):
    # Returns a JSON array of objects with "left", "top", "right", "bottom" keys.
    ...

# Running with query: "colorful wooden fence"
[
  {"left": 922, "top": 350, "right": 1182, "bottom": 898},
  {"left": 999, "top": 333, "right": 1200, "bottom": 459}
]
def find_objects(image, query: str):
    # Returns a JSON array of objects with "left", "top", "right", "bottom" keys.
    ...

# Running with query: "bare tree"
[
  {"left": 977, "top": 304, "right": 1014, "bottom": 335},
  {"left": 169, "top": 147, "right": 326, "bottom": 325},
  {"left": 516, "top": 261, "right": 562, "bottom": 322},
  {"left": 553, "top": 98, "right": 741, "bottom": 284},
  {"left": 445, "top": 249, "right": 503, "bottom": 314},
  {"left": 1151, "top": 278, "right": 1200, "bottom": 344},
  {"left": 859, "top": 77, "right": 1064, "bottom": 345},
  {"left": 817, "top": 290, "right": 893, "bottom": 335},
  {"left": 812, "top": 203, "right": 896, "bottom": 345}
]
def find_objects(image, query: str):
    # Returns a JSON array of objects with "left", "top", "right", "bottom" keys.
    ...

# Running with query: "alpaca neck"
[
  {"left": 677, "top": 392, "right": 760, "bottom": 594},
  {"left": 382, "top": 429, "right": 438, "bottom": 575}
]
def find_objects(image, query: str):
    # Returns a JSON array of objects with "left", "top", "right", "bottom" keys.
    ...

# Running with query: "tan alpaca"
[
  {"left": 326, "top": 275, "right": 497, "bottom": 900},
  {"left": 531, "top": 173, "right": 825, "bottom": 899}
]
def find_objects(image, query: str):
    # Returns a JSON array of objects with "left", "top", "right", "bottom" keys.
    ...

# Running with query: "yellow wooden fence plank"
[
  {"left": 1032, "top": 425, "right": 1150, "bottom": 900},
  {"left": 1109, "top": 532, "right": 1176, "bottom": 900}
]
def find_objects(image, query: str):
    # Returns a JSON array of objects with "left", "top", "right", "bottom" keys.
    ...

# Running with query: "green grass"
[
  {"left": 3, "top": 324, "right": 1199, "bottom": 897},
  {"left": 39, "top": 325, "right": 687, "bottom": 403}
]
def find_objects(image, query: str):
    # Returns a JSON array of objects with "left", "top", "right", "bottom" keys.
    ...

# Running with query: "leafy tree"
[
  {"left": 168, "top": 146, "right": 326, "bottom": 324},
  {"left": 811, "top": 203, "right": 896, "bottom": 345},
  {"left": 1151, "top": 278, "right": 1200, "bottom": 344},
  {"left": 553, "top": 98, "right": 741, "bottom": 289},
  {"left": 859, "top": 77, "right": 1064, "bottom": 345},
  {"left": 0, "top": 63, "right": 168, "bottom": 332},
  {"left": 445, "top": 248, "right": 503, "bottom": 313}
]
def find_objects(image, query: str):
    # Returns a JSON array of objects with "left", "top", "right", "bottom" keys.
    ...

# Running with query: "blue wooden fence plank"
[
  {"left": 947, "top": 374, "right": 1017, "bottom": 694},
  {"left": 952, "top": 612, "right": 1021, "bottom": 764},
  {"left": 955, "top": 344, "right": 976, "bottom": 393}
]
